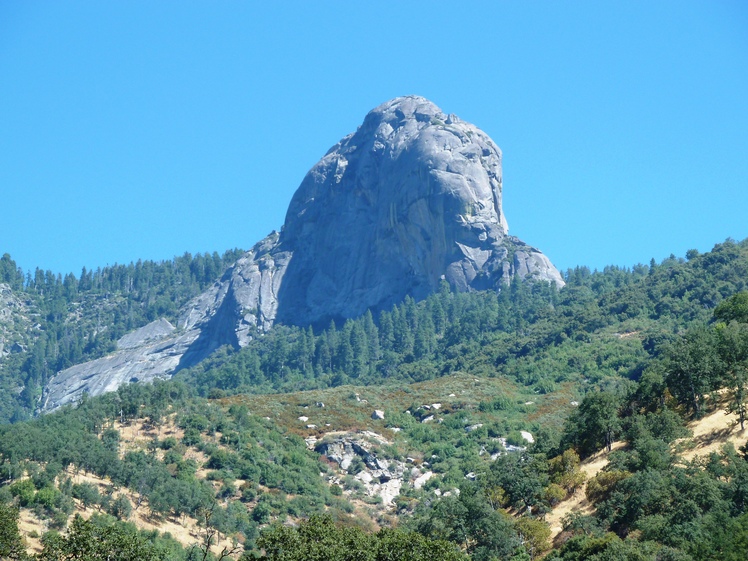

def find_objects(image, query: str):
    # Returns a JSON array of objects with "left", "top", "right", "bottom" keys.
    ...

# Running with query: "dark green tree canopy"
[
  {"left": 257, "top": 514, "right": 468, "bottom": 561},
  {"left": 714, "top": 291, "right": 748, "bottom": 324}
]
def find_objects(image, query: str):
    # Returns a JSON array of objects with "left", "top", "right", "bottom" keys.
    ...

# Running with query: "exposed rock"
[
  {"left": 369, "top": 478, "right": 402, "bottom": 506},
  {"left": 315, "top": 439, "right": 357, "bottom": 471},
  {"left": 315, "top": 432, "right": 406, "bottom": 506},
  {"left": 42, "top": 327, "right": 198, "bottom": 410},
  {"left": 357, "top": 430, "right": 390, "bottom": 444},
  {"left": 413, "top": 471, "right": 434, "bottom": 489},
  {"left": 275, "top": 96, "right": 562, "bottom": 328},
  {"left": 40, "top": 237, "right": 288, "bottom": 412},
  {"left": 372, "top": 410, "right": 385, "bottom": 420},
  {"left": 41, "top": 96, "right": 563, "bottom": 411},
  {"left": 495, "top": 437, "right": 526, "bottom": 456}
]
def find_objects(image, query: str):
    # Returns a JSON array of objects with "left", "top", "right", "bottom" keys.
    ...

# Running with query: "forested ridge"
[
  {"left": 2, "top": 238, "right": 748, "bottom": 559},
  {"left": 0, "top": 249, "right": 244, "bottom": 422},
  {"left": 179, "top": 238, "right": 747, "bottom": 399}
]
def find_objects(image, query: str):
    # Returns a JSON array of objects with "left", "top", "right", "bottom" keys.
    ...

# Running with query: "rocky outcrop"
[
  {"left": 41, "top": 96, "right": 563, "bottom": 411},
  {"left": 42, "top": 320, "right": 195, "bottom": 411},
  {"left": 314, "top": 432, "right": 405, "bottom": 506},
  {"left": 274, "top": 95, "right": 563, "bottom": 326},
  {"left": 181, "top": 95, "right": 563, "bottom": 331},
  {"left": 40, "top": 234, "right": 291, "bottom": 411}
]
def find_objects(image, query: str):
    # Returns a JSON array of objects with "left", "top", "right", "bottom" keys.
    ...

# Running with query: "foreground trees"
[
  {"left": 37, "top": 515, "right": 165, "bottom": 561},
  {"left": 664, "top": 291, "right": 748, "bottom": 429},
  {"left": 257, "top": 514, "right": 468, "bottom": 561},
  {"left": 0, "top": 501, "right": 26, "bottom": 560},
  {"left": 562, "top": 392, "right": 623, "bottom": 457},
  {"left": 715, "top": 319, "right": 748, "bottom": 430}
]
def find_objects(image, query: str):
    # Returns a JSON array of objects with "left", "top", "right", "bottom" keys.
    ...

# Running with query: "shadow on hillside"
[{"left": 692, "top": 425, "right": 736, "bottom": 447}]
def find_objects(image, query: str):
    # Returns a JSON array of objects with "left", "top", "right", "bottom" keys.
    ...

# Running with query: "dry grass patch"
[
  {"left": 545, "top": 441, "right": 625, "bottom": 542},
  {"left": 18, "top": 508, "right": 44, "bottom": 556},
  {"left": 17, "top": 466, "right": 239, "bottom": 557},
  {"left": 548, "top": 399, "right": 748, "bottom": 544},
  {"left": 222, "top": 373, "right": 527, "bottom": 439},
  {"left": 677, "top": 403, "right": 748, "bottom": 462}
]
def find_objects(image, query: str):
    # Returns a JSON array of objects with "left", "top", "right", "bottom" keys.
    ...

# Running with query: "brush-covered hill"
[{"left": 2, "top": 238, "right": 748, "bottom": 560}]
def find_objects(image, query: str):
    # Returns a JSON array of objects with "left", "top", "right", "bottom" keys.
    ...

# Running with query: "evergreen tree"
[
  {"left": 0, "top": 501, "right": 25, "bottom": 560},
  {"left": 665, "top": 326, "right": 721, "bottom": 415}
]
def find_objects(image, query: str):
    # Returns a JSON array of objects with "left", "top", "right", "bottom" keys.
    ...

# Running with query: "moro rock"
[{"left": 41, "top": 96, "right": 563, "bottom": 411}]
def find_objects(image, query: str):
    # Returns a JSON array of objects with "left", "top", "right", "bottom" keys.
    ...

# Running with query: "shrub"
[
  {"left": 109, "top": 495, "right": 132, "bottom": 520},
  {"left": 586, "top": 470, "right": 631, "bottom": 504}
]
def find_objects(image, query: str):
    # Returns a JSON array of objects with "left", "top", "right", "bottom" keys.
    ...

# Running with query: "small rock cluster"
[{"left": 313, "top": 433, "right": 403, "bottom": 506}]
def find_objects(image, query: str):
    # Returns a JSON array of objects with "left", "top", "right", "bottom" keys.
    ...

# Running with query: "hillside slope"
[
  {"left": 3, "top": 238, "right": 748, "bottom": 560},
  {"left": 547, "top": 400, "right": 748, "bottom": 542}
]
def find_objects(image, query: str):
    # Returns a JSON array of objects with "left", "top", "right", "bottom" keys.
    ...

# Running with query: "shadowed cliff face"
[{"left": 41, "top": 96, "right": 563, "bottom": 411}]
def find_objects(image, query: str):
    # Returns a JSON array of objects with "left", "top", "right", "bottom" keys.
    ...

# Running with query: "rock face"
[
  {"left": 275, "top": 95, "right": 562, "bottom": 325},
  {"left": 314, "top": 432, "right": 404, "bottom": 506},
  {"left": 41, "top": 95, "right": 563, "bottom": 411}
]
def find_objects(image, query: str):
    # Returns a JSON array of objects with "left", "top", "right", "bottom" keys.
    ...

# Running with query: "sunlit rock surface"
[{"left": 42, "top": 96, "right": 563, "bottom": 412}]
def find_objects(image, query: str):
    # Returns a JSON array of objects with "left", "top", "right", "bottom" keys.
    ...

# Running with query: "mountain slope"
[
  {"left": 0, "top": 251, "right": 244, "bottom": 422},
  {"left": 40, "top": 96, "right": 563, "bottom": 411},
  {"left": 3, "top": 238, "right": 748, "bottom": 560}
]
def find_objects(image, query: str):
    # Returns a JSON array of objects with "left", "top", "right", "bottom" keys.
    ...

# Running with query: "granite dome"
[{"left": 42, "top": 96, "right": 563, "bottom": 411}]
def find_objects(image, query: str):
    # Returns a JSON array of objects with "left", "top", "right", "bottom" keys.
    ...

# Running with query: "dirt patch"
[
  {"left": 615, "top": 331, "right": 640, "bottom": 339},
  {"left": 112, "top": 414, "right": 185, "bottom": 460},
  {"left": 677, "top": 405, "right": 748, "bottom": 462},
  {"left": 18, "top": 466, "right": 240, "bottom": 557},
  {"left": 18, "top": 508, "right": 44, "bottom": 555}
]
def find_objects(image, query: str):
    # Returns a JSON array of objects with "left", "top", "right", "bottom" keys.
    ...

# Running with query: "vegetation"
[
  {"left": 257, "top": 513, "right": 468, "bottom": 561},
  {"left": 179, "top": 239, "right": 748, "bottom": 404},
  {"left": 0, "top": 250, "right": 244, "bottom": 422},
  {"left": 2, "top": 238, "right": 748, "bottom": 559}
]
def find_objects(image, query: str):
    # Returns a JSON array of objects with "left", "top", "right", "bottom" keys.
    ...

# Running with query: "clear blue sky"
[{"left": 1, "top": 1, "right": 747, "bottom": 277}]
